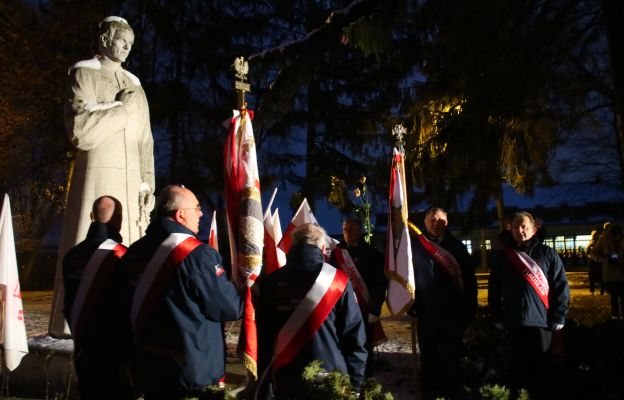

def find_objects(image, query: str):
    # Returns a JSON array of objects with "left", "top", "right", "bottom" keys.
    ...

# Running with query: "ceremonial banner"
[
  {"left": 209, "top": 210, "right": 219, "bottom": 252},
  {"left": 277, "top": 198, "right": 318, "bottom": 254},
  {"left": 0, "top": 194, "right": 28, "bottom": 371},
  {"left": 384, "top": 149, "right": 415, "bottom": 315},
  {"left": 224, "top": 108, "right": 264, "bottom": 377}
]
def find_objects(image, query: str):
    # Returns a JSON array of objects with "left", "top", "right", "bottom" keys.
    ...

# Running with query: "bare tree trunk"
[
  {"left": 303, "top": 85, "right": 318, "bottom": 212},
  {"left": 494, "top": 183, "right": 506, "bottom": 231},
  {"left": 168, "top": 4, "right": 186, "bottom": 182},
  {"left": 602, "top": 0, "right": 624, "bottom": 187},
  {"left": 480, "top": 227, "right": 488, "bottom": 271}
]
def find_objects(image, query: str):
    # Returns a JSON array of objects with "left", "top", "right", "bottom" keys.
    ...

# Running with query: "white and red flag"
[
  {"left": 208, "top": 210, "right": 219, "bottom": 252},
  {"left": 277, "top": 198, "right": 318, "bottom": 254},
  {"left": 224, "top": 108, "right": 264, "bottom": 378},
  {"left": 0, "top": 194, "right": 28, "bottom": 370},
  {"left": 263, "top": 188, "right": 286, "bottom": 275},
  {"left": 384, "top": 149, "right": 415, "bottom": 315}
]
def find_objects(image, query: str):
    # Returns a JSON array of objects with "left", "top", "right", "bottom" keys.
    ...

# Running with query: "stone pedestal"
[{"left": 2, "top": 336, "right": 77, "bottom": 400}]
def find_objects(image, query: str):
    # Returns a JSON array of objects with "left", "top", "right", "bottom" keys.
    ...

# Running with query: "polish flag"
[
  {"left": 0, "top": 194, "right": 28, "bottom": 371},
  {"left": 263, "top": 188, "right": 286, "bottom": 274},
  {"left": 208, "top": 210, "right": 219, "bottom": 252},
  {"left": 264, "top": 208, "right": 287, "bottom": 275},
  {"left": 277, "top": 198, "right": 318, "bottom": 254}
]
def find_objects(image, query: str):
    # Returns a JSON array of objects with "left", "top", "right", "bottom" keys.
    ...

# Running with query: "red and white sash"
[
  {"left": 70, "top": 239, "right": 127, "bottom": 340},
  {"left": 272, "top": 263, "right": 349, "bottom": 369},
  {"left": 415, "top": 234, "right": 464, "bottom": 291},
  {"left": 503, "top": 246, "right": 550, "bottom": 309},
  {"left": 131, "top": 233, "right": 202, "bottom": 336},
  {"left": 333, "top": 247, "right": 388, "bottom": 346},
  {"left": 332, "top": 247, "right": 372, "bottom": 309}
]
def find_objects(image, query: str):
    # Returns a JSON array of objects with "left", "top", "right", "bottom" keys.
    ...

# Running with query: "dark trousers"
[
  {"left": 606, "top": 281, "right": 624, "bottom": 317},
  {"left": 74, "top": 353, "right": 134, "bottom": 400},
  {"left": 364, "top": 322, "right": 377, "bottom": 377},
  {"left": 507, "top": 326, "right": 552, "bottom": 400},
  {"left": 417, "top": 318, "right": 464, "bottom": 400},
  {"left": 588, "top": 261, "right": 604, "bottom": 294}
]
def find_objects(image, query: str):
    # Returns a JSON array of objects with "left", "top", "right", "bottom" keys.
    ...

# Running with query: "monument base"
[{"left": 2, "top": 336, "right": 77, "bottom": 400}]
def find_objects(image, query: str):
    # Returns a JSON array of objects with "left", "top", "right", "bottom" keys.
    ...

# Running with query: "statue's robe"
[{"left": 49, "top": 56, "right": 155, "bottom": 337}]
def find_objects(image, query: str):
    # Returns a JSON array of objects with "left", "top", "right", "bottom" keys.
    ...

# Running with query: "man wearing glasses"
[{"left": 116, "top": 185, "right": 243, "bottom": 399}]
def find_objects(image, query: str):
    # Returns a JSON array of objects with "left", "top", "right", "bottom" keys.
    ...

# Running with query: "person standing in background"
[
  {"left": 489, "top": 211, "right": 570, "bottom": 399},
  {"left": 409, "top": 207, "right": 478, "bottom": 400}
]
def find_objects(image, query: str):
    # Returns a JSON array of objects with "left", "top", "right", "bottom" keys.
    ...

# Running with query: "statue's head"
[{"left": 97, "top": 16, "right": 134, "bottom": 63}]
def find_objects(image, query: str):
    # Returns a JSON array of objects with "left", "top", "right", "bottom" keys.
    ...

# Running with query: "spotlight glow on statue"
[{"left": 49, "top": 16, "right": 155, "bottom": 337}]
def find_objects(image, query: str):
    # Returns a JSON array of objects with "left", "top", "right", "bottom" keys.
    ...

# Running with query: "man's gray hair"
[
  {"left": 155, "top": 185, "right": 184, "bottom": 217},
  {"left": 292, "top": 223, "right": 327, "bottom": 249}
]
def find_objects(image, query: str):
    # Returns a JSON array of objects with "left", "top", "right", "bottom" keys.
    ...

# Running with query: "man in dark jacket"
[
  {"left": 63, "top": 195, "right": 133, "bottom": 400},
  {"left": 409, "top": 207, "right": 478, "bottom": 400},
  {"left": 489, "top": 211, "right": 569, "bottom": 399},
  {"left": 330, "top": 218, "right": 387, "bottom": 375},
  {"left": 255, "top": 223, "right": 368, "bottom": 399},
  {"left": 117, "top": 185, "right": 243, "bottom": 400}
]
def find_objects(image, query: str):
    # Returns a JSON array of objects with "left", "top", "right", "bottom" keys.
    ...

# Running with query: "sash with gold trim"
[
  {"left": 70, "top": 239, "right": 127, "bottom": 340},
  {"left": 503, "top": 246, "right": 550, "bottom": 309},
  {"left": 333, "top": 247, "right": 372, "bottom": 307},
  {"left": 131, "top": 233, "right": 202, "bottom": 336},
  {"left": 272, "top": 263, "right": 349, "bottom": 370},
  {"left": 415, "top": 234, "right": 464, "bottom": 291},
  {"left": 333, "top": 247, "right": 387, "bottom": 346}
]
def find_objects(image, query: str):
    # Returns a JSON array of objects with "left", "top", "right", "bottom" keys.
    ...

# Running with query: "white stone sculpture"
[{"left": 49, "top": 16, "right": 155, "bottom": 337}]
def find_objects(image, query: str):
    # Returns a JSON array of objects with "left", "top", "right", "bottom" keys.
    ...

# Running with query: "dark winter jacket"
[
  {"left": 63, "top": 222, "right": 124, "bottom": 359},
  {"left": 409, "top": 229, "right": 478, "bottom": 327},
  {"left": 117, "top": 217, "right": 243, "bottom": 397},
  {"left": 254, "top": 243, "right": 368, "bottom": 396},
  {"left": 331, "top": 240, "right": 387, "bottom": 316},
  {"left": 488, "top": 231, "right": 570, "bottom": 328}
]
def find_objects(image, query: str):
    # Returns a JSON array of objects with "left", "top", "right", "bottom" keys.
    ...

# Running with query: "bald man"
[
  {"left": 63, "top": 195, "right": 132, "bottom": 399},
  {"left": 116, "top": 185, "right": 243, "bottom": 400}
]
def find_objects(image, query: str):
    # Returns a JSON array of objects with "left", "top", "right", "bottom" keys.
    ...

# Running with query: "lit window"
[
  {"left": 462, "top": 240, "right": 472, "bottom": 254},
  {"left": 575, "top": 234, "right": 592, "bottom": 251},
  {"left": 554, "top": 236, "right": 565, "bottom": 251}
]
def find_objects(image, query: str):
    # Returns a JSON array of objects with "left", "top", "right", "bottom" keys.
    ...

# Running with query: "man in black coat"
[
  {"left": 489, "top": 211, "right": 569, "bottom": 399},
  {"left": 116, "top": 185, "right": 243, "bottom": 400},
  {"left": 63, "top": 195, "right": 133, "bottom": 400},
  {"left": 330, "top": 218, "right": 387, "bottom": 375},
  {"left": 409, "top": 207, "right": 478, "bottom": 400},
  {"left": 255, "top": 223, "right": 368, "bottom": 399}
]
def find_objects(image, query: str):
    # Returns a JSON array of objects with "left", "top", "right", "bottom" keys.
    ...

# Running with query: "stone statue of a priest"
[{"left": 49, "top": 16, "right": 155, "bottom": 337}]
